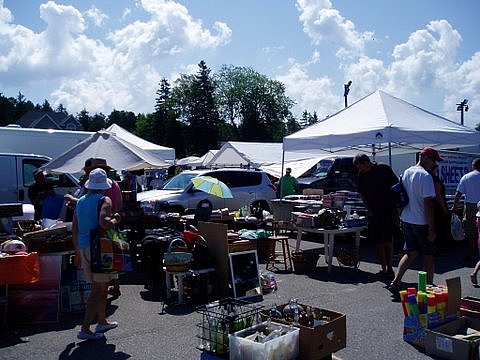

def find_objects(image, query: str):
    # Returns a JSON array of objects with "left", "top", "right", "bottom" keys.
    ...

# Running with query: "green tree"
[
  {"left": 40, "top": 99, "right": 53, "bottom": 112},
  {"left": 77, "top": 109, "right": 91, "bottom": 130},
  {"left": 171, "top": 60, "right": 220, "bottom": 156},
  {"left": 90, "top": 113, "right": 107, "bottom": 131},
  {"left": 215, "top": 65, "right": 296, "bottom": 142},
  {"left": 13, "top": 92, "right": 35, "bottom": 121},
  {"left": 55, "top": 103, "right": 68, "bottom": 115},
  {"left": 0, "top": 93, "right": 16, "bottom": 126},
  {"left": 107, "top": 110, "right": 137, "bottom": 131},
  {"left": 153, "top": 78, "right": 186, "bottom": 157}
]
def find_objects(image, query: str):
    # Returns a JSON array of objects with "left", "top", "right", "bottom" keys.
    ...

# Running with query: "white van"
[{"left": 0, "top": 153, "right": 79, "bottom": 205}]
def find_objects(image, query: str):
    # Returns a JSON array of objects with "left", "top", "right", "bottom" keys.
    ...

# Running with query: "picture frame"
[{"left": 228, "top": 250, "right": 262, "bottom": 301}]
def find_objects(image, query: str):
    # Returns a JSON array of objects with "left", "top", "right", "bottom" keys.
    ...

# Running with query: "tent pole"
[
  {"left": 280, "top": 145, "right": 285, "bottom": 198},
  {"left": 388, "top": 142, "right": 392, "bottom": 166}
]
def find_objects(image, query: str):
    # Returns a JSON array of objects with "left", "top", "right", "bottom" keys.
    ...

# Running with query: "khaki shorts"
[{"left": 80, "top": 248, "right": 118, "bottom": 284}]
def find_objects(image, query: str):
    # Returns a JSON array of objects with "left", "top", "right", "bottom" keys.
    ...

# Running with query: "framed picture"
[{"left": 228, "top": 250, "right": 262, "bottom": 301}]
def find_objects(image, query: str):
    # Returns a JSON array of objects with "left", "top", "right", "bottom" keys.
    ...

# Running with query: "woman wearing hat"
[{"left": 72, "top": 168, "right": 122, "bottom": 340}]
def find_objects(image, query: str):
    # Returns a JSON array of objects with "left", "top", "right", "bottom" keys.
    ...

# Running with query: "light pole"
[
  {"left": 344, "top": 81, "right": 352, "bottom": 108},
  {"left": 456, "top": 99, "right": 469, "bottom": 125}
]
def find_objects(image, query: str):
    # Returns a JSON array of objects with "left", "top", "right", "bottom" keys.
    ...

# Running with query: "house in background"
[{"left": 16, "top": 111, "right": 84, "bottom": 131}]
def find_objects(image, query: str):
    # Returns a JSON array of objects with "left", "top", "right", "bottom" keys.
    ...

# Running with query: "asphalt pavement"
[{"left": 1, "top": 232, "right": 478, "bottom": 360}]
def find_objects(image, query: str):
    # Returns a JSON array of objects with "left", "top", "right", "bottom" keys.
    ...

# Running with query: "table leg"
[
  {"left": 327, "top": 234, "right": 335, "bottom": 274},
  {"left": 165, "top": 272, "right": 172, "bottom": 300},
  {"left": 355, "top": 231, "right": 361, "bottom": 250},
  {"left": 177, "top": 274, "right": 184, "bottom": 304},
  {"left": 323, "top": 233, "right": 329, "bottom": 264},
  {"left": 295, "top": 229, "right": 303, "bottom": 251}
]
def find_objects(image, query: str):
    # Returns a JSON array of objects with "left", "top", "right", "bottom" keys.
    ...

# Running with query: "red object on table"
[{"left": 0, "top": 252, "right": 40, "bottom": 285}]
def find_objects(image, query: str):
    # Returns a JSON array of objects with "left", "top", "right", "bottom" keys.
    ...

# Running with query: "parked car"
[
  {"left": 0, "top": 153, "right": 79, "bottom": 204},
  {"left": 137, "top": 168, "right": 276, "bottom": 214},
  {"left": 296, "top": 156, "right": 358, "bottom": 194}
]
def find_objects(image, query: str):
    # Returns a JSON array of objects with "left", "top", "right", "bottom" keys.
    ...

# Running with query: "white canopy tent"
[
  {"left": 43, "top": 130, "right": 170, "bottom": 173},
  {"left": 283, "top": 90, "right": 480, "bottom": 162},
  {"left": 205, "top": 141, "right": 318, "bottom": 172},
  {"left": 176, "top": 156, "right": 201, "bottom": 166},
  {"left": 106, "top": 123, "right": 175, "bottom": 162}
]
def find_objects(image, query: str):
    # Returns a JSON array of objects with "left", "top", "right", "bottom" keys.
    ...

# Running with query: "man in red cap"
[{"left": 388, "top": 147, "right": 442, "bottom": 296}]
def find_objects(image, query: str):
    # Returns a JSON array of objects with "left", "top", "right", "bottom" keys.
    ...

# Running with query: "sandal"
[
  {"left": 387, "top": 281, "right": 401, "bottom": 297},
  {"left": 470, "top": 273, "right": 478, "bottom": 286},
  {"left": 77, "top": 330, "right": 104, "bottom": 340},
  {"left": 108, "top": 287, "right": 121, "bottom": 297}
]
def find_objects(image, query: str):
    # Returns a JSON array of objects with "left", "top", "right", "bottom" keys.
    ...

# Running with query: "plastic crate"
[{"left": 196, "top": 298, "right": 264, "bottom": 357}]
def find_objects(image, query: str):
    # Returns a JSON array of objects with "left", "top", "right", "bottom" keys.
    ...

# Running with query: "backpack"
[{"left": 390, "top": 176, "right": 409, "bottom": 208}]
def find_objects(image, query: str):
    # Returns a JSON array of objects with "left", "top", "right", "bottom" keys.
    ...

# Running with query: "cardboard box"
[
  {"left": 460, "top": 296, "right": 480, "bottom": 318},
  {"left": 403, "top": 277, "right": 461, "bottom": 348},
  {"left": 424, "top": 317, "right": 480, "bottom": 360},
  {"left": 229, "top": 321, "right": 299, "bottom": 360},
  {"left": 261, "top": 304, "right": 346, "bottom": 360}
]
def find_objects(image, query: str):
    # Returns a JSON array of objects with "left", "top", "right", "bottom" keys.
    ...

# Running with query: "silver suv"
[{"left": 138, "top": 168, "right": 276, "bottom": 214}]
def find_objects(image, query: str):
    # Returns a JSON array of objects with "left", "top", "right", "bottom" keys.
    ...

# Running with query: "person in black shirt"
[
  {"left": 354, "top": 154, "right": 399, "bottom": 279},
  {"left": 28, "top": 169, "right": 49, "bottom": 221}
]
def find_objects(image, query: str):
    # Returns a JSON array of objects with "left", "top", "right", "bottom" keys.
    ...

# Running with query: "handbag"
[
  {"left": 90, "top": 197, "right": 133, "bottom": 273},
  {"left": 390, "top": 176, "right": 409, "bottom": 208}
]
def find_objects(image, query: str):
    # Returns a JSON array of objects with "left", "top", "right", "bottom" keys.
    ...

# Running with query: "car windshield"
[
  {"left": 161, "top": 173, "right": 198, "bottom": 190},
  {"left": 312, "top": 159, "right": 334, "bottom": 177}
]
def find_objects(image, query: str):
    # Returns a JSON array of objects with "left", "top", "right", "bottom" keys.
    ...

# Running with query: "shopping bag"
[
  {"left": 90, "top": 228, "right": 133, "bottom": 273},
  {"left": 451, "top": 213, "right": 465, "bottom": 241}
]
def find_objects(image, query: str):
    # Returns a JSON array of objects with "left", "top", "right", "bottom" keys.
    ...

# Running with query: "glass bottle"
[
  {"left": 269, "top": 304, "right": 282, "bottom": 319},
  {"left": 283, "top": 298, "right": 304, "bottom": 322}
]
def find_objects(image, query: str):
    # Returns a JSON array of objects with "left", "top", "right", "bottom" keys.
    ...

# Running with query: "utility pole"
[
  {"left": 456, "top": 99, "right": 469, "bottom": 125},
  {"left": 344, "top": 81, "right": 352, "bottom": 108}
]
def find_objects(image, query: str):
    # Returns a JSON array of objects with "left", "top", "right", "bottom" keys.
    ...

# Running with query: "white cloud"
[
  {"left": 0, "top": 0, "right": 232, "bottom": 114},
  {"left": 109, "top": 0, "right": 231, "bottom": 59},
  {"left": 85, "top": 5, "right": 109, "bottom": 27},
  {"left": 122, "top": 8, "right": 132, "bottom": 20},
  {"left": 284, "top": 4, "right": 479, "bottom": 127},
  {"left": 295, "top": 0, "right": 373, "bottom": 59},
  {"left": 0, "top": 0, "right": 12, "bottom": 23},
  {"left": 276, "top": 61, "right": 337, "bottom": 118}
]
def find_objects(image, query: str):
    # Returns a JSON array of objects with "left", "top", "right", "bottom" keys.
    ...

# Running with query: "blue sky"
[{"left": 1, "top": 0, "right": 479, "bottom": 128}]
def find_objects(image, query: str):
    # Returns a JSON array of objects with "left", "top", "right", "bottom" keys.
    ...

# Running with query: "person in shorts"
[
  {"left": 388, "top": 147, "right": 440, "bottom": 296},
  {"left": 72, "top": 168, "right": 122, "bottom": 340},
  {"left": 354, "top": 153, "right": 398, "bottom": 279},
  {"left": 469, "top": 201, "right": 480, "bottom": 285}
]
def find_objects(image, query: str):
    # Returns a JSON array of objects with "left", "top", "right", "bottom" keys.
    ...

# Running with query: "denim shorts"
[{"left": 402, "top": 222, "right": 435, "bottom": 255}]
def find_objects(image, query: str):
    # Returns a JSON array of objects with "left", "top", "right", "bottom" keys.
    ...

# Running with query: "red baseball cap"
[{"left": 421, "top": 147, "right": 443, "bottom": 161}]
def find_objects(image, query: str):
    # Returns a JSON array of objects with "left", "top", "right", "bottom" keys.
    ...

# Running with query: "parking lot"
[{"left": 0, "top": 232, "right": 478, "bottom": 360}]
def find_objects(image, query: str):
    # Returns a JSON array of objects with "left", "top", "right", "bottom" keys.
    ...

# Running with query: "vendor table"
[
  {"left": 165, "top": 267, "right": 215, "bottom": 305},
  {"left": 0, "top": 252, "right": 40, "bottom": 324},
  {"left": 295, "top": 226, "right": 366, "bottom": 273}
]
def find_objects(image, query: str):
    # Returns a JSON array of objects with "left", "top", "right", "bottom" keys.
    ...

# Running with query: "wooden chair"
[{"left": 266, "top": 220, "right": 293, "bottom": 272}]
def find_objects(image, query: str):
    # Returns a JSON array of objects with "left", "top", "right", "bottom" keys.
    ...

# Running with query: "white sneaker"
[
  {"left": 77, "top": 331, "right": 104, "bottom": 340},
  {"left": 95, "top": 321, "right": 118, "bottom": 332}
]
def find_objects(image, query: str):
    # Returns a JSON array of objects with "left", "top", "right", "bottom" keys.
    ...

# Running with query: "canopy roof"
[
  {"left": 284, "top": 90, "right": 480, "bottom": 156},
  {"left": 206, "top": 141, "right": 315, "bottom": 168},
  {"left": 106, "top": 123, "right": 175, "bottom": 162},
  {"left": 43, "top": 130, "right": 169, "bottom": 173}
]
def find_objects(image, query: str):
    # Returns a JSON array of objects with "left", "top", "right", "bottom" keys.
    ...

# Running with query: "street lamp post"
[
  {"left": 344, "top": 81, "right": 352, "bottom": 108},
  {"left": 456, "top": 99, "right": 469, "bottom": 125}
]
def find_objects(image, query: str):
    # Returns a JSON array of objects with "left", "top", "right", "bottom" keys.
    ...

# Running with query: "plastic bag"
[{"left": 451, "top": 213, "right": 465, "bottom": 241}]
